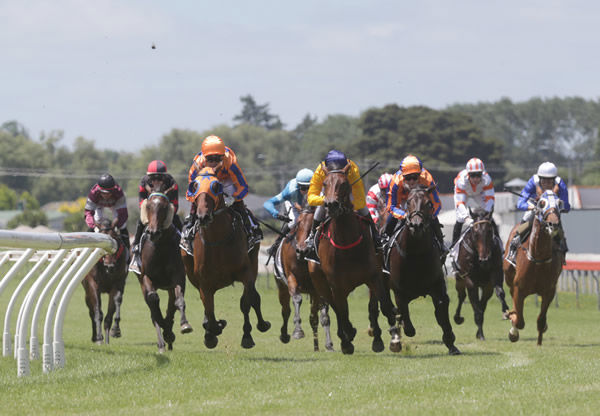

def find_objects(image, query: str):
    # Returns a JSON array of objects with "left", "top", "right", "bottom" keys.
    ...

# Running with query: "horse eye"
[{"left": 210, "top": 181, "right": 222, "bottom": 194}]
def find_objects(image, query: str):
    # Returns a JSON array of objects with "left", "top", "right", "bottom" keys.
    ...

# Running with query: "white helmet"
[
  {"left": 537, "top": 162, "right": 557, "bottom": 178},
  {"left": 466, "top": 158, "right": 484, "bottom": 173}
]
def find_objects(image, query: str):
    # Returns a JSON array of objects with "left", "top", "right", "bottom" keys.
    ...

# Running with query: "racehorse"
[
  {"left": 82, "top": 218, "right": 128, "bottom": 344},
  {"left": 182, "top": 167, "right": 271, "bottom": 349},
  {"left": 138, "top": 184, "right": 193, "bottom": 353},
  {"left": 276, "top": 208, "right": 333, "bottom": 351},
  {"left": 387, "top": 185, "right": 460, "bottom": 355},
  {"left": 503, "top": 191, "right": 565, "bottom": 345},
  {"left": 306, "top": 163, "right": 399, "bottom": 355},
  {"left": 452, "top": 208, "right": 508, "bottom": 340}
]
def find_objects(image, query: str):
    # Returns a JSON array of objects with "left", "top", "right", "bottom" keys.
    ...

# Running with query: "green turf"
[{"left": 0, "top": 269, "right": 599, "bottom": 415}]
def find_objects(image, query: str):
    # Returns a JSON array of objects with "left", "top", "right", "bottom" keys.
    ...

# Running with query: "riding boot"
[
  {"left": 381, "top": 215, "right": 399, "bottom": 246},
  {"left": 233, "top": 200, "right": 262, "bottom": 247},
  {"left": 129, "top": 220, "right": 144, "bottom": 274},
  {"left": 433, "top": 218, "right": 448, "bottom": 263},
  {"left": 120, "top": 227, "right": 130, "bottom": 251},
  {"left": 303, "top": 218, "right": 322, "bottom": 255},
  {"left": 452, "top": 222, "right": 463, "bottom": 246},
  {"left": 267, "top": 223, "right": 290, "bottom": 257},
  {"left": 507, "top": 221, "right": 531, "bottom": 264},
  {"left": 361, "top": 214, "right": 383, "bottom": 253},
  {"left": 180, "top": 213, "right": 197, "bottom": 255}
]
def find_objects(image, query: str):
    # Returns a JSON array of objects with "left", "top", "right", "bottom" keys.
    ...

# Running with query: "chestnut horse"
[
  {"left": 387, "top": 185, "right": 460, "bottom": 355},
  {"left": 138, "top": 186, "right": 193, "bottom": 353},
  {"left": 306, "top": 164, "right": 399, "bottom": 355},
  {"left": 452, "top": 208, "right": 508, "bottom": 340},
  {"left": 503, "top": 191, "right": 565, "bottom": 345},
  {"left": 82, "top": 218, "right": 128, "bottom": 344},
  {"left": 182, "top": 167, "right": 271, "bottom": 349},
  {"left": 276, "top": 208, "right": 333, "bottom": 351}
]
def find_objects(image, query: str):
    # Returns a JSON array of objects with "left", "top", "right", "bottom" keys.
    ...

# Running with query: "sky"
[{"left": 2, "top": 0, "right": 600, "bottom": 152}]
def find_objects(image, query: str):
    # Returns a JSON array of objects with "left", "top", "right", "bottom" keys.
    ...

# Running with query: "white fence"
[{"left": 0, "top": 230, "right": 116, "bottom": 377}]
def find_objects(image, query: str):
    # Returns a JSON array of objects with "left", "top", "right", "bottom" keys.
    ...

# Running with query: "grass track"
[{"left": 0, "top": 270, "right": 599, "bottom": 415}]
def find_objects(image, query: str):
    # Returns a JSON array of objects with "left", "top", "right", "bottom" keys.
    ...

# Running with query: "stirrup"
[
  {"left": 180, "top": 238, "right": 194, "bottom": 256},
  {"left": 128, "top": 255, "right": 141, "bottom": 275}
]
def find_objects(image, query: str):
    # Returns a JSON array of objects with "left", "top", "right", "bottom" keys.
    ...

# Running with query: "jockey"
[
  {"left": 506, "top": 161, "right": 570, "bottom": 263},
  {"left": 452, "top": 158, "right": 497, "bottom": 246},
  {"left": 382, "top": 154, "right": 447, "bottom": 259},
  {"left": 84, "top": 173, "right": 130, "bottom": 250},
  {"left": 366, "top": 173, "right": 393, "bottom": 224},
  {"left": 263, "top": 168, "right": 314, "bottom": 256},
  {"left": 180, "top": 135, "right": 262, "bottom": 254},
  {"left": 302, "top": 149, "right": 383, "bottom": 254},
  {"left": 129, "top": 160, "right": 182, "bottom": 274}
]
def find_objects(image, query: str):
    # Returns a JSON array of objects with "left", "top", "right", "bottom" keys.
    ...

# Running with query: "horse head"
[
  {"left": 405, "top": 185, "right": 434, "bottom": 238},
  {"left": 95, "top": 218, "right": 123, "bottom": 270},
  {"left": 322, "top": 163, "right": 353, "bottom": 218},
  {"left": 191, "top": 167, "right": 225, "bottom": 227},
  {"left": 535, "top": 191, "right": 562, "bottom": 238},
  {"left": 145, "top": 182, "right": 176, "bottom": 243},
  {"left": 294, "top": 208, "right": 315, "bottom": 260},
  {"left": 468, "top": 207, "right": 494, "bottom": 263}
]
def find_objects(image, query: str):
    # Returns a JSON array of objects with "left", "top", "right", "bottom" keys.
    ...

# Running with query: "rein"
[
  {"left": 523, "top": 209, "right": 558, "bottom": 264},
  {"left": 198, "top": 208, "right": 238, "bottom": 246},
  {"left": 321, "top": 214, "right": 366, "bottom": 251}
]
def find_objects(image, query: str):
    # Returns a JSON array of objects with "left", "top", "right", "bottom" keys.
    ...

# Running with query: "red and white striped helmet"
[
  {"left": 466, "top": 158, "right": 485, "bottom": 173},
  {"left": 377, "top": 173, "right": 393, "bottom": 190}
]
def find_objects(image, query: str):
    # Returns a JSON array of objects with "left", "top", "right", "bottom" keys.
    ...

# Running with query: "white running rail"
[{"left": 0, "top": 230, "right": 117, "bottom": 377}]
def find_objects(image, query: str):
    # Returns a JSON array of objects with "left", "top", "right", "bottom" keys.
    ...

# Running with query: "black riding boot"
[
  {"left": 232, "top": 200, "right": 262, "bottom": 247},
  {"left": 452, "top": 222, "right": 463, "bottom": 246},
  {"left": 267, "top": 223, "right": 290, "bottom": 257},
  {"left": 129, "top": 220, "right": 144, "bottom": 274},
  {"left": 361, "top": 214, "right": 383, "bottom": 253},
  {"left": 120, "top": 227, "right": 130, "bottom": 251},
  {"left": 381, "top": 215, "right": 399, "bottom": 246},
  {"left": 303, "top": 218, "right": 322, "bottom": 255},
  {"left": 180, "top": 213, "right": 197, "bottom": 255}
]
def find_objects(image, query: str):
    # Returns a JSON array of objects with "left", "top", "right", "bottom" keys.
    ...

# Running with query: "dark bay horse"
[
  {"left": 276, "top": 208, "right": 333, "bottom": 351},
  {"left": 388, "top": 185, "right": 460, "bottom": 355},
  {"left": 138, "top": 186, "right": 193, "bottom": 353},
  {"left": 82, "top": 218, "right": 128, "bottom": 344},
  {"left": 182, "top": 167, "right": 270, "bottom": 349},
  {"left": 452, "top": 208, "right": 508, "bottom": 340},
  {"left": 503, "top": 191, "right": 565, "bottom": 345},
  {"left": 307, "top": 164, "right": 399, "bottom": 355}
]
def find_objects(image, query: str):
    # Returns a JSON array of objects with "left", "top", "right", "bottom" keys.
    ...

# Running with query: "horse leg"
[
  {"left": 367, "top": 288, "right": 384, "bottom": 353},
  {"left": 431, "top": 290, "right": 461, "bottom": 355},
  {"left": 174, "top": 284, "right": 193, "bottom": 334},
  {"left": 478, "top": 284, "right": 494, "bottom": 340},
  {"left": 108, "top": 286, "right": 123, "bottom": 339},
  {"left": 162, "top": 289, "right": 177, "bottom": 351},
  {"left": 276, "top": 280, "right": 291, "bottom": 344},
  {"left": 536, "top": 293, "right": 554, "bottom": 346},
  {"left": 493, "top": 270, "right": 510, "bottom": 319},
  {"left": 508, "top": 285, "right": 525, "bottom": 342},
  {"left": 467, "top": 286, "right": 484, "bottom": 340},
  {"left": 320, "top": 302, "right": 334, "bottom": 351},
  {"left": 103, "top": 288, "right": 117, "bottom": 344},
  {"left": 308, "top": 295, "right": 319, "bottom": 351},
  {"left": 291, "top": 289, "right": 305, "bottom": 339},
  {"left": 453, "top": 281, "right": 466, "bottom": 325},
  {"left": 247, "top": 280, "right": 271, "bottom": 333},
  {"left": 331, "top": 293, "right": 355, "bottom": 355},
  {"left": 397, "top": 297, "right": 415, "bottom": 338},
  {"left": 199, "top": 289, "right": 223, "bottom": 349},
  {"left": 139, "top": 276, "right": 166, "bottom": 352},
  {"left": 240, "top": 287, "right": 255, "bottom": 349},
  {"left": 84, "top": 281, "right": 104, "bottom": 344}
]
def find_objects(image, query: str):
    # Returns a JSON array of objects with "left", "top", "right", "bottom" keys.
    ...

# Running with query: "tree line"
[{"left": 1, "top": 95, "right": 598, "bottom": 217}]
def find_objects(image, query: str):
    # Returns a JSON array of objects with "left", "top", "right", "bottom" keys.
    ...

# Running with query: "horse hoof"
[
  {"left": 389, "top": 341, "right": 402, "bottom": 353},
  {"left": 348, "top": 326, "right": 357, "bottom": 342},
  {"left": 454, "top": 315, "right": 464, "bottom": 325},
  {"left": 110, "top": 328, "right": 121, "bottom": 338},
  {"left": 502, "top": 311, "right": 510, "bottom": 320},
  {"left": 403, "top": 325, "right": 416, "bottom": 338},
  {"left": 372, "top": 338, "right": 384, "bottom": 353},
  {"left": 508, "top": 328, "right": 519, "bottom": 342},
  {"left": 280, "top": 333, "right": 290, "bottom": 344},
  {"left": 241, "top": 336, "right": 255, "bottom": 349},
  {"left": 158, "top": 346, "right": 166, "bottom": 354},
  {"left": 181, "top": 323, "right": 193, "bottom": 334},
  {"left": 341, "top": 342, "right": 354, "bottom": 355},
  {"left": 163, "top": 331, "right": 176, "bottom": 345},
  {"left": 218, "top": 320, "right": 228, "bottom": 329},
  {"left": 326, "top": 343, "right": 335, "bottom": 352},
  {"left": 367, "top": 327, "right": 374, "bottom": 337},
  {"left": 292, "top": 328, "right": 305, "bottom": 339},
  {"left": 168, "top": 343, "right": 173, "bottom": 351},
  {"left": 476, "top": 330, "right": 485, "bottom": 341},
  {"left": 204, "top": 334, "right": 218, "bottom": 349},
  {"left": 95, "top": 340, "right": 103, "bottom": 345},
  {"left": 448, "top": 346, "right": 461, "bottom": 355},
  {"left": 257, "top": 321, "right": 271, "bottom": 333}
]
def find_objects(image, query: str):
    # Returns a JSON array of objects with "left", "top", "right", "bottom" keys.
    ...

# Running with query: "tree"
[
  {"left": 233, "top": 95, "right": 284, "bottom": 130},
  {"left": 0, "top": 184, "right": 18, "bottom": 210}
]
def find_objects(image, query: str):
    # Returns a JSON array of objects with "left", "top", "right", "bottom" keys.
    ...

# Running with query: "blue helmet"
[
  {"left": 324, "top": 150, "right": 348, "bottom": 170},
  {"left": 295, "top": 168, "right": 313, "bottom": 186}
]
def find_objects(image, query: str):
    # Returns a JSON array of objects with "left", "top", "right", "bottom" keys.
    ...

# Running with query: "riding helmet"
[
  {"left": 466, "top": 158, "right": 485, "bottom": 173},
  {"left": 324, "top": 150, "right": 348, "bottom": 170},
  {"left": 399, "top": 155, "right": 422, "bottom": 175},
  {"left": 201, "top": 135, "right": 226, "bottom": 156},
  {"left": 537, "top": 161, "right": 558, "bottom": 178},
  {"left": 295, "top": 168, "right": 314, "bottom": 186},
  {"left": 147, "top": 160, "right": 168, "bottom": 175},
  {"left": 98, "top": 173, "right": 116, "bottom": 190}
]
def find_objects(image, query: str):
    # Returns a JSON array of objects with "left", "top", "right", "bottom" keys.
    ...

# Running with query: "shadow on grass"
[{"left": 242, "top": 356, "right": 320, "bottom": 363}]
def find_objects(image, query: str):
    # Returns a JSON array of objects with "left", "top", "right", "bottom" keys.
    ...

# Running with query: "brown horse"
[
  {"left": 182, "top": 167, "right": 270, "bottom": 349},
  {"left": 276, "top": 208, "right": 333, "bottom": 351},
  {"left": 503, "top": 190, "right": 565, "bottom": 345},
  {"left": 387, "top": 185, "right": 460, "bottom": 355},
  {"left": 306, "top": 164, "right": 399, "bottom": 355},
  {"left": 138, "top": 186, "right": 193, "bottom": 353},
  {"left": 452, "top": 208, "right": 508, "bottom": 340},
  {"left": 82, "top": 218, "right": 128, "bottom": 344}
]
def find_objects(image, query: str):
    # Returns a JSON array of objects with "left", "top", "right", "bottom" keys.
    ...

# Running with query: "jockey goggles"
[
  {"left": 403, "top": 173, "right": 419, "bottom": 182},
  {"left": 469, "top": 172, "right": 482, "bottom": 178},
  {"left": 205, "top": 154, "right": 224, "bottom": 163}
]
